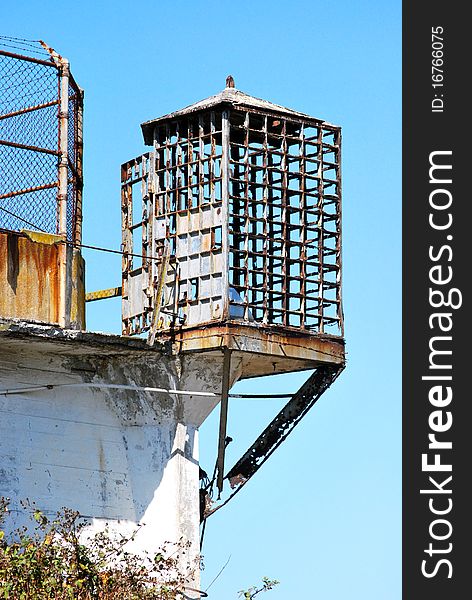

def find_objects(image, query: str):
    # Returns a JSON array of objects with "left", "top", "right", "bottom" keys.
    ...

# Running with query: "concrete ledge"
[{"left": 0, "top": 318, "right": 166, "bottom": 355}]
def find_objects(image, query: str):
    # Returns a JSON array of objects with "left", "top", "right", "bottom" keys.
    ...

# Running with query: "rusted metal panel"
[
  {"left": 0, "top": 230, "right": 85, "bottom": 329},
  {"left": 157, "top": 321, "right": 344, "bottom": 379},
  {"left": 147, "top": 243, "right": 171, "bottom": 346},
  {"left": 121, "top": 117, "right": 226, "bottom": 335},
  {"left": 216, "top": 348, "right": 232, "bottom": 496},
  {"left": 140, "top": 86, "right": 325, "bottom": 144}
]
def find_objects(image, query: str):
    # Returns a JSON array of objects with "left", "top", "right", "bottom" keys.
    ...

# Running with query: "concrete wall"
[{"left": 0, "top": 322, "right": 242, "bottom": 589}]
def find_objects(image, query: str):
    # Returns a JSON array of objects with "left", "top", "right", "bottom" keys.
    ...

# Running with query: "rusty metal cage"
[
  {"left": 0, "top": 40, "right": 83, "bottom": 243},
  {"left": 122, "top": 84, "right": 343, "bottom": 339}
]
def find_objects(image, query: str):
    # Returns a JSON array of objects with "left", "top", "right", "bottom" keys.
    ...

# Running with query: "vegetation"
[
  {"left": 0, "top": 498, "right": 196, "bottom": 599},
  {"left": 238, "top": 577, "right": 280, "bottom": 599},
  {"left": 1, "top": 497, "right": 279, "bottom": 599}
]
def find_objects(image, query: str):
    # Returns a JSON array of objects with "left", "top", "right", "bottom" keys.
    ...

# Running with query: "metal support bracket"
[
  {"left": 205, "top": 362, "right": 344, "bottom": 517},
  {"left": 85, "top": 287, "right": 122, "bottom": 302},
  {"left": 216, "top": 347, "right": 232, "bottom": 498},
  {"left": 147, "top": 243, "right": 171, "bottom": 347}
]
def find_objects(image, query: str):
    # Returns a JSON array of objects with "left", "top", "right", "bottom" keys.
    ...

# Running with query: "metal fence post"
[
  {"left": 58, "top": 58, "right": 69, "bottom": 236},
  {"left": 75, "top": 88, "right": 84, "bottom": 246},
  {"left": 220, "top": 109, "right": 230, "bottom": 321},
  {"left": 58, "top": 57, "right": 70, "bottom": 327}
]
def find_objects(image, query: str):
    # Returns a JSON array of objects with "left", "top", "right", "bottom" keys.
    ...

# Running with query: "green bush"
[{"left": 0, "top": 497, "right": 197, "bottom": 599}]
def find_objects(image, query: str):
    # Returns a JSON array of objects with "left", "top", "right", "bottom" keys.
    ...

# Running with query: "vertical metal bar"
[
  {"left": 335, "top": 128, "right": 344, "bottom": 336},
  {"left": 249, "top": 151, "right": 258, "bottom": 320},
  {"left": 147, "top": 243, "right": 170, "bottom": 346},
  {"left": 221, "top": 109, "right": 231, "bottom": 319},
  {"left": 243, "top": 112, "right": 250, "bottom": 318},
  {"left": 187, "top": 121, "right": 194, "bottom": 209},
  {"left": 267, "top": 139, "right": 275, "bottom": 324},
  {"left": 57, "top": 59, "right": 69, "bottom": 236},
  {"left": 210, "top": 111, "right": 216, "bottom": 205},
  {"left": 141, "top": 156, "right": 148, "bottom": 272},
  {"left": 165, "top": 124, "right": 171, "bottom": 214},
  {"left": 74, "top": 88, "right": 84, "bottom": 245},
  {"left": 150, "top": 150, "right": 158, "bottom": 296},
  {"left": 216, "top": 347, "right": 232, "bottom": 497},
  {"left": 57, "top": 58, "right": 70, "bottom": 327},
  {"left": 262, "top": 116, "right": 269, "bottom": 324},
  {"left": 317, "top": 125, "right": 325, "bottom": 333},
  {"left": 281, "top": 120, "right": 289, "bottom": 327},
  {"left": 198, "top": 115, "right": 205, "bottom": 207},
  {"left": 230, "top": 138, "right": 242, "bottom": 291},
  {"left": 175, "top": 122, "right": 182, "bottom": 211},
  {"left": 121, "top": 162, "right": 133, "bottom": 334},
  {"left": 299, "top": 123, "right": 307, "bottom": 329}
]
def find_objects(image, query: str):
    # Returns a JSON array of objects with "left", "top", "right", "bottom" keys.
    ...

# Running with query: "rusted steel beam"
[
  {"left": 0, "top": 182, "right": 58, "bottom": 201},
  {"left": 57, "top": 58, "right": 69, "bottom": 237},
  {"left": 147, "top": 244, "right": 170, "bottom": 346},
  {"left": 230, "top": 105, "right": 324, "bottom": 128},
  {"left": 220, "top": 110, "right": 231, "bottom": 320},
  {"left": 335, "top": 129, "right": 344, "bottom": 337},
  {"left": 85, "top": 287, "right": 122, "bottom": 302},
  {"left": 216, "top": 348, "right": 232, "bottom": 497},
  {"left": 68, "top": 72, "right": 82, "bottom": 94},
  {"left": 0, "top": 139, "right": 59, "bottom": 156},
  {"left": 56, "top": 57, "right": 70, "bottom": 328},
  {"left": 69, "top": 83, "right": 84, "bottom": 244},
  {"left": 67, "top": 158, "right": 83, "bottom": 187},
  {"left": 202, "top": 363, "right": 344, "bottom": 519},
  {"left": 0, "top": 100, "right": 59, "bottom": 121},
  {"left": 225, "top": 363, "right": 344, "bottom": 490},
  {"left": 317, "top": 125, "right": 325, "bottom": 333},
  {"left": 281, "top": 120, "right": 289, "bottom": 326},
  {"left": 0, "top": 48, "right": 57, "bottom": 68}
]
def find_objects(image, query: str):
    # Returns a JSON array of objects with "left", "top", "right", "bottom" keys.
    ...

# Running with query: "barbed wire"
[{"left": 0, "top": 36, "right": 50, "bottom": 57}]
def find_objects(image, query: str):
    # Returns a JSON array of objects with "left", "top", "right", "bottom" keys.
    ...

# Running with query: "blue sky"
[{"left": 4, "top": 1, "right": 401, "bottom": 597}]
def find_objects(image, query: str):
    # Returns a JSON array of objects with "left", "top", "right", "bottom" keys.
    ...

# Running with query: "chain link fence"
[{"left": 0, "top": 38, "right": 83, "bottom": 242}]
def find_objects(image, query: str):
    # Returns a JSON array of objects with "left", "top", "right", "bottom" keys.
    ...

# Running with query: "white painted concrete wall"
[{"left": 0, "top": 326, "right": 242, "bottom": 592}]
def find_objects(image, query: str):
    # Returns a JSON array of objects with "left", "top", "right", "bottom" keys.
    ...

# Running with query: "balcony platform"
[{"left": 158, "top": 320, "right": 345, "bottom": 379}]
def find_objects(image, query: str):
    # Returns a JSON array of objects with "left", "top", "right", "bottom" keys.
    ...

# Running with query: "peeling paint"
[{"left": 0, "top": 232, "right": 85, "bottom": 329}]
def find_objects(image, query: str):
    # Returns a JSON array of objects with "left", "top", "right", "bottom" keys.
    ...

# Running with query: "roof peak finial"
[{"left": 226, "top": 75, "right": 235, "bottom": 89}]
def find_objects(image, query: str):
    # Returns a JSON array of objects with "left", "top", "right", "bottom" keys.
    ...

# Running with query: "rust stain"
[
  {"left": 6, "top": 233, "right": 19, "bottom": 292},
  {"left": 0, "top": 230, "right": 84, "bottom": 328},
  {"left": 156, "top": 320, "right": 345, "bottom": 379},
  {"left": 21, "top": 229, "right": 63, "bottom": 245}
]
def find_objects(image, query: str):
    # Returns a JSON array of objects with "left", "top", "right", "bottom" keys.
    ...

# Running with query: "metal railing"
[{"left": 0, "top": 38, "right": 83, "bottom": 243}]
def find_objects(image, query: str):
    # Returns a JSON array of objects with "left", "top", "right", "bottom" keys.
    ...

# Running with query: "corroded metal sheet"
[
  {"left": 158, "top": 321, "right": 344, "bottom": 379},
  {"left": 0, "top": 230, "right": 85, "bottom": 329},
  {"left": 121, "top": 116, "right": 226, "bottom": 335}
]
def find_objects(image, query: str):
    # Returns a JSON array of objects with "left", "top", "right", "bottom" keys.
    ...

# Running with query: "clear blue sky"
[{"left": 4, "top": 1, "right": 401, "bottom": 598}]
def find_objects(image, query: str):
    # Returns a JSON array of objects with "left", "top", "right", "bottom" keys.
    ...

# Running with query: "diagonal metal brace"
[{"left": 225, "top": 363, "right": 344, "bottom": 491}]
